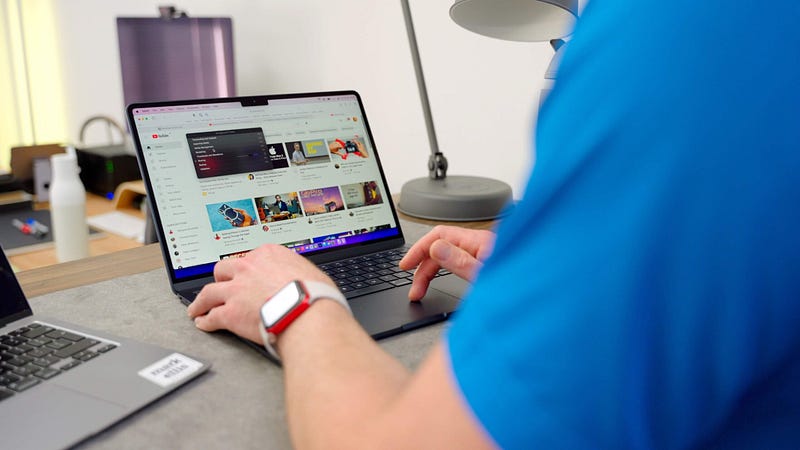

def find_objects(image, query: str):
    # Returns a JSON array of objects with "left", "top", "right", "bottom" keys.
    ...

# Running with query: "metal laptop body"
[
  {"left": 127, "top": 91, "right": 467, "bottom": 343},
  {"left": 0, "top": 247, "right": 210, "bottom": 450}
]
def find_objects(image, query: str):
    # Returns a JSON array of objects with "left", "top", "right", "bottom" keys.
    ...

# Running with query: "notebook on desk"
[
  {"left": 126, "top": 91, "right": 468, "bottom": 343},
  {"left": 0, "top": 246, "right": 210, "bottom": 450}
]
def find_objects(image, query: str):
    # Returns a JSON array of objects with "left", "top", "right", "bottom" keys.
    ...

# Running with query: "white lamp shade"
[{"left": 450, "top": 0, "right": 578, "bottom": 42}]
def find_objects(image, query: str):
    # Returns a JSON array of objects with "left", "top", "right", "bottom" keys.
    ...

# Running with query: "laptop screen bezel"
[
  {"left": 0, "top": 246, "right": 34, "bottom": 327},
  {"left": 126, "top": 91, "right": 407, "bottom": 288}
]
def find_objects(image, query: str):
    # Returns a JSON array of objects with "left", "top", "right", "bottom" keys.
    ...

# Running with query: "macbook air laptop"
[
  {"left": 127, "top": 91, "right": 468, "bottom": 342},
  {"left": 0, "top": 247, "right": 210, "bottom": 450}
]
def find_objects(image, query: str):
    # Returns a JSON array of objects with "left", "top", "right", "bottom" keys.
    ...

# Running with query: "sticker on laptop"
[{"left": 138, "top": 353, "right": 203, "bottom": 387}]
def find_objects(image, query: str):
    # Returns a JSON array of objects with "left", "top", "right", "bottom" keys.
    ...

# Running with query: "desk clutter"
[
  {"left": 0, "top": 207, "right": 101, "bottom": 255},
  {"left": 4, "top": 144, "right": 147, "bottom": 266}
]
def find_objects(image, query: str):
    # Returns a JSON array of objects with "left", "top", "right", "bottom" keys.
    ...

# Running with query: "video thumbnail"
[
  {"left": 220, "top": 250, "right": 251, "bottom": 260},
  {"left": 265, "top": 142, "right": 289, "bottom": 169},
  {"left": 254, "top": 192, "right": 304, "bottom": 223},
  {"left": 287, "top": 139, "right": 331, "bottom": 166},
  {"left": 205, "top": 199, "right": 258, "bottom": 231},
  {"left": 299, "top": 186, "right": 345, "bottom": 215},
  {"left": 327, "top": 135, "right": 368, "bottom": 161},
  {"left": 341, "top": 180, "right": 383, "bottom": 209},
  {"left": 353, "top": 224, "right": 391, "bottom": 235}
]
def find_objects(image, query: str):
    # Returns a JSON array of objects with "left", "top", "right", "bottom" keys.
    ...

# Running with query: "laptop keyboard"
[
  {"left": 0, "top": 322, "right": 117, "bottom": 402},
  {"left": 318, "top": 248, "right": 450, "bottom": 299}
]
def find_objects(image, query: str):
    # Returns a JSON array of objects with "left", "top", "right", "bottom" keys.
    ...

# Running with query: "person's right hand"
[{"left": 399, "top": 225, "right": 495, "bottom": 301}]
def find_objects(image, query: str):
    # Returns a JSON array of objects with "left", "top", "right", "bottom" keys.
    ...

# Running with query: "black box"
[{"left": 76, "top": 144, "right": 142, "bottom": 198}]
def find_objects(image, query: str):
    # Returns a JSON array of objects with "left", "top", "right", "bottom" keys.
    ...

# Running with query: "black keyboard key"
[
  {"left": 0, "top": 373, "right": 21, "bottom": 385},
  {"left": 26, "top": 348, "right": 52, "bottom": 359},
  {"left": 45, "top": 339, "right": 72, "bottom": 350},
  {"left": 60, "top": 331, "right": 85, "bottom": 342},
  {"left": 78, "top": 352, "right": 99, "bottom": 362},
  {"left": 32, "top": 356, "right": 60, "bottom": 368},
  {"left": 45, "top": 330, "right": 70, "bottom": 340},
  {"left": 34, "top": 368, "right": 60, "bottom": 380},
  {"left": 96, "top": 344, "right": 117, "bottom": 353},
  {"left": 0, "top": 388, "right": 13, "bottom": 401},
  {"left": 7, "top": 356, "right": 32, "bottom": 367},
  {"left": 21, "top": 326, "right": 52, "bottom": 339},
  {"left": 61, "top": 360, "right": 82, "bottom": 371},
  {"left": 3, "top": 337, "right": 26, "bottom": 347},
  {"left": 7, "top": 377, "right": 40, "bottom": 392},
  {"left": 17, "top": 344, "right": 34, "bottom": 353},
  {"left": 13, "top": 364, "right": 40, "bottom": 377},
  {"left": 343, "top": 282, "right": 393, "bottom": 299},
  {"left": 390, "top": 278, "right": 412, "bottom": 287},
  {"left": 24, "top": 338, "right": 47, "bottom": 348},
  {"left": 54, "top": 339, "right": 99, "bottom": 358},
  {"left": 379, "top": 274, "right": 398, "bottom": 282}
]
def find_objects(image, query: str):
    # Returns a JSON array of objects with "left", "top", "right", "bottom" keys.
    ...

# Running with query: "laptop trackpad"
[
  {"left": 2, "top": 384, "right": 126, "bottom": 450},
  {"left": 429, "top": 274, "right": 470, "bottom": 299},
  {"left": 351, "top": 274, "right": 469, "bottom": 339}
]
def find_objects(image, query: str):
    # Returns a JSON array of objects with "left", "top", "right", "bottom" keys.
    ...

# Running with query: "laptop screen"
[
  {"left": 129, "top": 92, "right": 401, "bottom": 281},
  {"left": 0, "top": 248, "right": 33, "bottom": 326}
]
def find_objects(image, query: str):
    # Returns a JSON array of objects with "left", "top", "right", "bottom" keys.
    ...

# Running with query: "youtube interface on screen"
[{"left": 132, "top": 95, "right": 398, "bottom": 278}]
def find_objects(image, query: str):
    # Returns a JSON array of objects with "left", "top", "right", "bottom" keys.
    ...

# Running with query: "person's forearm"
[{"left": 279, "top": 299, "right": 411, "bottom": 449}]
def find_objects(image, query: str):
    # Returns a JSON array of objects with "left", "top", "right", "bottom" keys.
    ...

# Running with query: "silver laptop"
[
  {"left": 127, "top": 91, "right": 467, "bottom": 346},
  {"left": 0, "top": 247, "right": 210, "bottom": 450}
]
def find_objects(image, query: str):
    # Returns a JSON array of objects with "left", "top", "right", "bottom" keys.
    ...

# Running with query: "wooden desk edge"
[
  {"left": 17, "top": 208, "right": 496, "bottom": 298},
  {"left": 18, "top": 244, "right": 164, "bottom": 298}
]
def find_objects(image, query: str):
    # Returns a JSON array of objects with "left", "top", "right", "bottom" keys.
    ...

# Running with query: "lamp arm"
[{"left": 400, "top": 0, "right": 447, "bottom": 179}]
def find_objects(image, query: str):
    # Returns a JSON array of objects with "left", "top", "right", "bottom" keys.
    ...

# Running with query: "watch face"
[{"left": 261, "top": 281, "right": 305, "bottom": 327}]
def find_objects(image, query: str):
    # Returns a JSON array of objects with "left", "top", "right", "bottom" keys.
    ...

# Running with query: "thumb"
[{"left": 430, "top": 240, "right": 481, "bottom": 282}]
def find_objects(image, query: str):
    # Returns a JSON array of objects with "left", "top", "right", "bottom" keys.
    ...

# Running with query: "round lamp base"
[{"left": 397, "top": 175, "right": 513, "bottom": 221}]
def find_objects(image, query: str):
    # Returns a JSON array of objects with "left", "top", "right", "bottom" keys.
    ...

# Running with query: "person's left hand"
[{"left": 187, "top": 244, "right": 337, "bottom": 344}]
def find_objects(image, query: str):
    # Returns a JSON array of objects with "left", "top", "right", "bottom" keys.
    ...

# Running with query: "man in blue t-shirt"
[{"left": 187, "top": 0, "right": 799, "bottom": 447}]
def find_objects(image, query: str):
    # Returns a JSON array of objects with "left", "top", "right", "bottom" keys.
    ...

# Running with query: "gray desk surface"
[{"left": 29, "top": 220, "right": 451, "bottom": 449}]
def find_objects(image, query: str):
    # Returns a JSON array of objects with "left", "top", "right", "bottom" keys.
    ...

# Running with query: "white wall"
[{"left": 50, "top": 0, "right": 556, "bottom": 198}]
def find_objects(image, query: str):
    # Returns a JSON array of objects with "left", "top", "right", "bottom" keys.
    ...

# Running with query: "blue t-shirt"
[{"left": 446, "top": 1, "right": 800, "bottom": 448}]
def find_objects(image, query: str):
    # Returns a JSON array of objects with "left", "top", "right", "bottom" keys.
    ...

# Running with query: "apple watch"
[{"left": 259, "top": 280, "right": 351, "bottom": 360}]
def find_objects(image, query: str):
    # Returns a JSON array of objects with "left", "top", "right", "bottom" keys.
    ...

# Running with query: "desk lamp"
[{"left": 397, "top": 0, "right": 578, "bottom": 221}]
